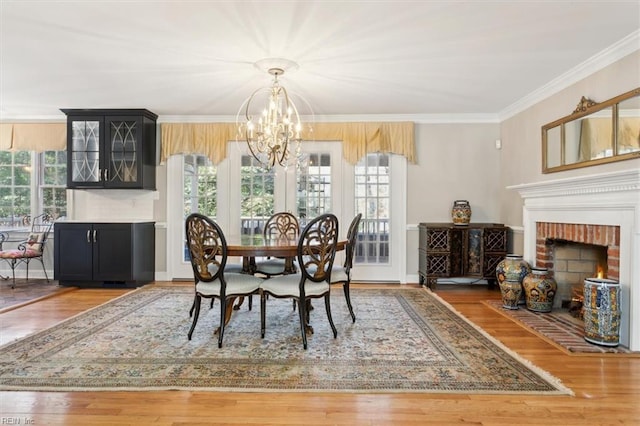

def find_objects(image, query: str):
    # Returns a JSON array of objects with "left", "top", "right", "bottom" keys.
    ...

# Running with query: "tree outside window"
[{"left": 0, "top": 150, "right": 67, "bottom": 226}]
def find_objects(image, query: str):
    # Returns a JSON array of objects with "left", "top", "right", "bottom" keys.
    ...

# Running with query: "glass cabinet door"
[
  {"left": 69, "top": 117, "right": 103, "bottom": 187},
  {"left": 105, "top": 116, "right": 142, "bottom": 187}
]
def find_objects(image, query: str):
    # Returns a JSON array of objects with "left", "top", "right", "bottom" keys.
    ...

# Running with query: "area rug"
[
  {"left": 483, "top": 300, "right": 638, "bottom": 356},
  {"left": 0, "top": 286, "right": 572, "bottom": 394}
]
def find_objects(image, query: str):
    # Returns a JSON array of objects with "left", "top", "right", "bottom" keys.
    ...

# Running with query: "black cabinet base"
[{"left": 59, "top": 280, "right": 151, "bottom": 288}]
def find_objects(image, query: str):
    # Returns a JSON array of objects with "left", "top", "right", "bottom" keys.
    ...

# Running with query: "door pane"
[
  {"left": 241, "top": 155, "right": 274, "bottom": 237},
  {"left": 108, "top": 120, "right": 138, "bottom": 183},
  {"left": 354, "top": 153, "right": 390, "bottom": 264},
  {"left": 70, "top": 121, "right": 100, "bottom": 183},
  {"left": 296, "top": 152, "right": 331, "bottom": 224},
  {"left": 182, "top": 154, "right": 217, "bottom": 261}
]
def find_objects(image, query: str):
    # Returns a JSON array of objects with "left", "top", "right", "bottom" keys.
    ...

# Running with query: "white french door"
[
  {"left": 166, "top": 143, "right": 406, "bottom": 282},
  {"left": 346, "top": 153, "right": 406, "bottom": 283}
]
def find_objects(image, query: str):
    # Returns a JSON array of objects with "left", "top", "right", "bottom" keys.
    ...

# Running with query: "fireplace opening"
[
  {"left": 549, "top": 239, "right": 608, "bottom": 312},
  {"left": 535, "top": 222, "right": 620, "bottom": 314}
]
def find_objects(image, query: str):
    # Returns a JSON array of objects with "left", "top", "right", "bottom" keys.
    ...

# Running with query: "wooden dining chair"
[
  {"left": 0, "top": 213, "right": 53, "bottom": 289},
  {"left": 259, "top": 213, "right": 339, "bottom": 349},
  {"left": 185, "top": 213, "right": 263, "bottom": 347},
  {"left": 253, "top": 211, "right": 300, "bottom": 277}
]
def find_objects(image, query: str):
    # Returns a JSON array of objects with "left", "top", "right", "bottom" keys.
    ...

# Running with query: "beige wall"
[
  {"left": 408, "top": 123, "right": 502, "bottom": 224},
  {"left": 499, "top": 51, "right": 640, "bottom": 246}
]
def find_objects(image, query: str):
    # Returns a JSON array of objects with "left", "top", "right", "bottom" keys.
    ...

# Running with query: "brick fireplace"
[
  {"left": 535, "top": 222, "right": 618, "bottom": 308},
  {"left": 510, "top": 169, "right": 640, "bottom": 350}
]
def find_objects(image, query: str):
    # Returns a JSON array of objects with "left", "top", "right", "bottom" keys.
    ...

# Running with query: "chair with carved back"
[
  {"left": 253, "top": 211, "right": 300, "bottom": 277},
  {"left": 259, "top": 213, "right": 339, "bottom": 349},
  {"left": 0, "top": 213, "right": 53, "bottom": 289},
  {"left": 185, "top": 213, "right": 263, "bottom": 347}
]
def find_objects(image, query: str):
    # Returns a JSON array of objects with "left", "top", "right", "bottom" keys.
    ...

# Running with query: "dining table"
[{"left": 220, "top": 234, "right": 348, "bottom": 328}]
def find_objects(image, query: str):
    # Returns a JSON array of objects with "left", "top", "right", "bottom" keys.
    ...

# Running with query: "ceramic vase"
[
  {"left": 522, "top": 267, "right": 557, "bottom": 313},
  {"left": 451, "top": 200, "right": 471, "bottom": 225},
  {"left": 583, "top": 278, "right": 621, "bottom": 347},
  {"left": 499, "top": 279, "right": 522, "bottom": 310},
  {"left": 495, "top": 254, "right": 531, "bottom": 305}
]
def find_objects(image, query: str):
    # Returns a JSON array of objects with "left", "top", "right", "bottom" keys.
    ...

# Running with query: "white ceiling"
[{"left": 1, "top": 1, "right": 639, "bottom": 122}]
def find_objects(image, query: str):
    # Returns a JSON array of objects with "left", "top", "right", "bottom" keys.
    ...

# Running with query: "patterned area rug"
[
  {"left": 482, "top": 300, "right": 638, "bottom": 355},
  {"left": 0, "top": 286, "right": 572, "bottom": 394}
]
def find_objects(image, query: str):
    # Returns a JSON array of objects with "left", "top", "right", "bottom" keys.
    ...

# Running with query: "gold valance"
[
  {"left": 0, "top": 123, "right": 67, "bottom": 152},
  {"left": 160, "top": 121, "right": 415, "bottom": 165},
  {"left": 160, "top": 123, "right": 236, "bottom": 166}
]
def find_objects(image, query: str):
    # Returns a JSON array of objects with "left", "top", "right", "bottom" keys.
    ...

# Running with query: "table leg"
[
  {"left": 233, "top": 255, "right": 257, "bottom": 311},
  {"left": 215, "top": 296, "right": 237, "bottom": 335},
  {"left": 284, "top": 257, "right": 296, "bottom": 274},
  {"left": 304, "top": 299, "right": 314, "bottom": 335}
]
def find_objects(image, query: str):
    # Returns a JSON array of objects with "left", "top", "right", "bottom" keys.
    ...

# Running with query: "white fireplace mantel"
[{"left": 508, "top": 168, "right": 640, "bottom": 351}]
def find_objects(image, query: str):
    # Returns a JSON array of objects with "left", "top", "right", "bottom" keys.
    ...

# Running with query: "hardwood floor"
[{"left": 1, "top": 281, "right": 639, "bottom": 425}]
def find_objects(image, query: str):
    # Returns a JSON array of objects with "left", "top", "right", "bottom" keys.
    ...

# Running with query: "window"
[
  {"left": 182, "top": 154, "right": 217, "bottom": 262},
  {"left": 183, "top": 154, "right": 217, "bottom": 219},
  {"left": 240, "top": 155, "right": 275, "bottom": 237},
  {"left": 0, "top": 150, "right": 66, "bottom": 226},
  {"left": 296, "top": 153, "right": 331, "bottom": 225},
  {"left": 40, "top": 151, "right": 67, "bottom": 220},
  {"left": 0, "top": 151, "right": 30, "bottom": 226},
  {"left": 354, "top": 153, "right": 390, "bottom": 264}
]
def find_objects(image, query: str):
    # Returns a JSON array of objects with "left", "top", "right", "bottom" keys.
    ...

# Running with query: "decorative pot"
[
  {"left": 583, "top": 278, "right": 621, "bottom": 347},
  {"left": 451, "top": 200, "right": 471, "bottom": 225},
  {"left": 496, "top": 254, "right": 531, "bottom": 305},
  {"left": 522, "top": 267, "right": 557, "bottom": 313},
  {"left": 499, "top": 279, "right": 522, "bottom": 310}
]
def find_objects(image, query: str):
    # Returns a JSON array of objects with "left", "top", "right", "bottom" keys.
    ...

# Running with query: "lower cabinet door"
[
  {"left": 54, "top": 223, "right": 94, "bottom": 281},
  {"left": 92, "top": 223, "right": 133, "bottom": 282}
]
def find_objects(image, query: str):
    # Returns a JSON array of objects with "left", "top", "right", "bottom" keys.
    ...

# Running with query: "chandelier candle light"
[{"left": 238, "top": 65, "right": 303, "bottom": 169}]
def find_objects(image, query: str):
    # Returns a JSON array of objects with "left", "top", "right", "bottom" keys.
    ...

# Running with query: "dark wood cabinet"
[
  {"left": 54, "top": 222, "right": 155, "bottom": 287},
  {"left": 61, "top": 109, "right": 158, "bottom": 190},
  {"left": 418, "top": 223, "right": 508, "bottom": 290}
]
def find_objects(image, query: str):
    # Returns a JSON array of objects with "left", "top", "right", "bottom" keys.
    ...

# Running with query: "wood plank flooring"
[{"left": 1, "top": 282, "right": 639, "bottom": 425}]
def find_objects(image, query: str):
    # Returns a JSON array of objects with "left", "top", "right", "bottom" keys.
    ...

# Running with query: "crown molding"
[
  {"left": 158, "top": 113, "right": 500, "bottom": 124},
  {"left": 498, "top": 30, "right": 640, "bottom": 121}
]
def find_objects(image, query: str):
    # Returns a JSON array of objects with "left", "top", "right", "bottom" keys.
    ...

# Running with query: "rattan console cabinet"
[{"left": 418, "top": 223, "right": 508, "bottom": 290}]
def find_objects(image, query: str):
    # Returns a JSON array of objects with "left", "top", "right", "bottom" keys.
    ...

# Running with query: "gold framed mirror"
[{"left": 542, "top": 87, "right": 640, "bottom": 173}]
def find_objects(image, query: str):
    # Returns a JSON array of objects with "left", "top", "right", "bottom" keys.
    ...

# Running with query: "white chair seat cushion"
[
  {"left": 308, "top": 264, "right": 348, "bottom": 284},
  {"left": 196, "top": 272, "right": 263, "bottom": 297},
  {"left": 260, "top": 273, "right": 330, "bottom": 298},
  {"left": 330, "top": 266, "right": 349, "bottom": 283},
  {"left": 254, "top": 258, "right": 289, "bottom": 274}
]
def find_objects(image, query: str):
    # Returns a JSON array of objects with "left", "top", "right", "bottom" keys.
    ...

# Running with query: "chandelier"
[{"left": 237, "top": 66, "right": 303, "bottom": 169}]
